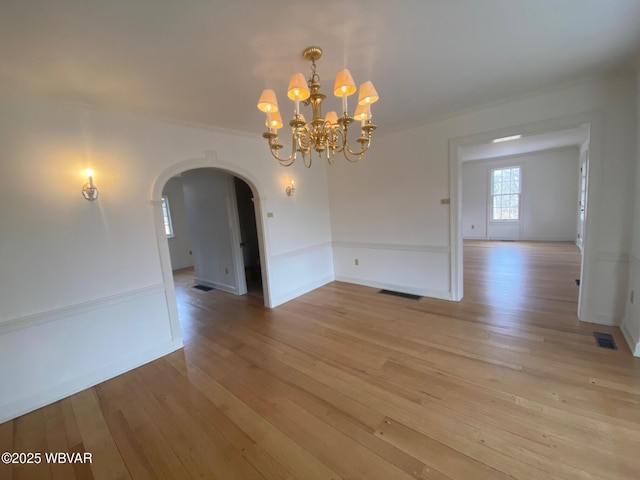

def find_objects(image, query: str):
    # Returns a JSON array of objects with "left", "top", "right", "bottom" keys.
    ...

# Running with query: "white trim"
[
  {"left": 450, "top": 112, "right": 604, "bottom": 318},
  {"left": 589, "top": 314, "right": 620, "bottom": 327},
  {"left": 0, "top": 284, "right": 166, "bottom": 334},
  {"left": 621, "top": 322, "right": 640, "bottom": 357},
  {"left": 0, "top": 339, "right": 183, "bottom": 424},
  {"left": 335, "top": 275, "right": 450, "bottom": 301},
  {"left": 150, "top": 152, "right": 273, "bottom": 308},
  {"left": 596, "top": 252, "right": 629, "bottom": 263},
  {"left": 462, "top": 145, "right": 579, "bottom": 164},
  {"left": 381, "top": 75, "right": 606, "bottom": 136},
  {"left": 227, "top": 175, "right": 247, "bottom": 296},
  {"left": 333, "top": 241, "right": 450, "bottom": 254},
  {"left": 271, "top": 275, "right": 334, "bottom": 307},
  {"left": 271, "top": 241, "right": 334, "bottom": 260},
  {"left": 4, "top": 94, "right": 261, "bottom": 141}
]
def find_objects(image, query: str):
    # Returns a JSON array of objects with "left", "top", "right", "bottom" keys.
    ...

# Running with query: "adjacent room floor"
[{"left": 2, "top": 241, "right": 639, "bottom": 479}]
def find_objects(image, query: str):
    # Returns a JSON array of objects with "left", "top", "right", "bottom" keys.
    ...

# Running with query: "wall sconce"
[
  {"left": 82, "top": 169, "right": 99, "bottom": 201},
  {"left": 286, "top": 180, "right": 295, "bottom": 196}
]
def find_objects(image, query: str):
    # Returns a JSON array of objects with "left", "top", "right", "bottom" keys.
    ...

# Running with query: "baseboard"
[
  {"left": 271, "top": 275, "right": 334, "bottom": 308},
  {"left": 0, "top": 339, "right": 183, "bottom": 423},
  {"left": 621, "top": 322, "right": 640, "bottom": 357},
  {"left": 334, "top": 275, "right": 451, "bottom": 301},
  {"left": 579, "top": 312, "right": 620, "bottom": 327}
]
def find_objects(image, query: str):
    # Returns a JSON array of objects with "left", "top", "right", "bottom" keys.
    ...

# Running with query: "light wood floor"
[{"left": 2, "top": 241, "right": 640, "bottom": 479}]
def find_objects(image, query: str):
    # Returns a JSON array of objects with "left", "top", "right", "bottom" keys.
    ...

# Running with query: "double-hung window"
[
  {"left": 491, "top": 166, "right": 520, "bottom": 221},
  {"left": 161, "top": 195, "right": 174, "bottom": 237}
]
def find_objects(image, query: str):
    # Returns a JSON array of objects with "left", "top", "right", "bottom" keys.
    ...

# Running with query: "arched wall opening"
[{"left": 151, "top": 154, "right": 273, "bottom": 343}]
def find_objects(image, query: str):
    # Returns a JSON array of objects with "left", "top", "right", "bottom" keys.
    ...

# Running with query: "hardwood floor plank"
[
  {"left": 3, "top": 241, "right": 640, "bottom": 479},
  {"left": 44, "top": 402, "right": 77, "bottom": 480},
  {"left": 374, "top": 417, "right": 512, "bottom": 480},
  {"left": 99, "top": 408, "right": 158, "bottom": 480},
  {"left": 13, "top": 409, "right": 51, "bottom": 480},
  {"left": 0, "top": 416, "right": 13, "bottom": 480},
  {"left": 164, "top": 351, "right": 344, "bottom": 480},
  {"left": 70, "top": 389, "right": 130, "bottom": 480}
]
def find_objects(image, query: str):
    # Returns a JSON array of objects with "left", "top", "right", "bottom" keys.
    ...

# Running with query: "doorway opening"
[
  {"left": 151, "top": 157, "right": 272, "bottom": 344},
  {"left": 449, "top": 114, "right": 602, "bottom": 323},
  {"left": 234, "top": 177, "right": 263, "bottom": 297},
  {"left": 161, "top": 169, "right": 263, "bottom": 300}
]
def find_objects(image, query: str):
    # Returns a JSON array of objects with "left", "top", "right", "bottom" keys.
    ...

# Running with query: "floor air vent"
[
  {"left": 379, "top": 290, "right": 422, "bottom": 301},
  {"left": 593, "top": 332, "right": 616, "bottom": 350},
  {"left": 193, "top": 285, "right": 214, "bottom": 292}
]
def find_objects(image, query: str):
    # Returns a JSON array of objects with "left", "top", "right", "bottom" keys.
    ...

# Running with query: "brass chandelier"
[{"left": 257, "top": 46, "right": 379, "bottom": 167}]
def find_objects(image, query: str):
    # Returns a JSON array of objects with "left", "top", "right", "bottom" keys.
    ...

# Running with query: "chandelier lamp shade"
[{"left": 257, "top": 46, "right": 379, "bottom": 167}]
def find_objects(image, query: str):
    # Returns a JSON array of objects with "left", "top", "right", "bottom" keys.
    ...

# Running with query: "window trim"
[
  {"left": 489, "top": 165, "right": 521, "bottom": 223},
  {"left": 161, "top": 195, "right": 175, "bottom": 238}
]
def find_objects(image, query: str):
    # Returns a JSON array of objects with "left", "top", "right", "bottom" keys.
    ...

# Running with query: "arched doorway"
[{"left": 151, "top": 154, "right": 273, "bottom": 341}]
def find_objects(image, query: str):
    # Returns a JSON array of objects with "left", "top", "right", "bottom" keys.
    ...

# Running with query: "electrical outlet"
[
  {"left": 225, "top": 268, "right": 229, "bottom": 274},
  {"left": 440, "top": 198, "right": 450, "bottom": 205},
  {"left": 354, "top": 258, "right": 359, "bottom": 266},
  {"left": 267, "top": 212, "right": 274, "bottom": 218}
]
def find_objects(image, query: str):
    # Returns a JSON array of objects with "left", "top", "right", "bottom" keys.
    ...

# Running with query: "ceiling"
[
  {"left": 1, "top": 1, "right": 639, "bottom": 135},
  {"left": 460, "top": 125, "right": 589, "bottom": 161}
]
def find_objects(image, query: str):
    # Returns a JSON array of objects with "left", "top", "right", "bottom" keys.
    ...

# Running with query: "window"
[
  {"left": 161, "top": 195, "right": 174, "bottom": 237},
  {"left": 491, "top": 166, "right": 520, "bottom": 221}
]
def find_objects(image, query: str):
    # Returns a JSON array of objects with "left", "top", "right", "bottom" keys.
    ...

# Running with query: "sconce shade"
[
  {"left": 357, "top": 81, "right": 379, "bottom": 105},
  {"left": 324, "top": 111, "right": 338, "bottom": 125},
  {"left": 333, "top": 69, "right": 356, "bottom": 97},
  {"left": 266, "top": 110, "right": 283, "bottom": 129},
  {"left": 354, "top": 103, "right": 371, "bottom": 121},
  {"left": 287, "top": 73, "right": 310, "bottom": 101},
  {"left": 257, "top": 89, "right": 279, "bottom": 113}
]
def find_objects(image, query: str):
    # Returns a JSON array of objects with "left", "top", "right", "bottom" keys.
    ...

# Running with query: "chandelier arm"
[
  {"left": 344, "top": 138, "right": 370, "bottom": 157},
  {"left": 342, "top": 142, "right": 369, "bottom": 162},
  {"left": 331, "top": 127, "right": 347, "bottom": 154},
  {"left": 268, "top": 146, "right": 297, "bottom": 166},
  {"left": 264, "top": 131, "right": 297, "bottom": 166},
  {"left": 334, "top": 124, "right": 371, "bottom": 162}
]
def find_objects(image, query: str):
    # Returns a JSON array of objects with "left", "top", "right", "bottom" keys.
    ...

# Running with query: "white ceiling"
[
  {"left": 1, "top": 1, "right": 639, "bottom": 135},
  {"left": 460, "top": 125, "right": 589, "bottom": 161}
]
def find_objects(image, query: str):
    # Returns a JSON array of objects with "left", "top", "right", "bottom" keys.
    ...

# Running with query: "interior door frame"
[
  {"left": 576, "top": 147, "right": 589, "bottom": 251},
  {"left": 151, "top": 151, "right": 274, "bottom": 343},
  {"left": 449, "top": 113, "right": 602, "bottom": 324}
]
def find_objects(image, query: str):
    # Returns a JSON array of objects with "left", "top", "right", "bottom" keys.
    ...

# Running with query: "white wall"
[
  {"left": 181, "top": 169, "right": 241, "bottom": 294},
  {"left": 621, "top": 72, "right": 640, "bottom": 356},
  {"left": 329, "top": 72, "right": 636, "bottom": 326},
  {"left": 0, "top": 98, "right": 334, "bottom": 422},
  {"left": 462, "top": 148, "right": 580, "bottom": 241},
  {"left": 162, "top": 176, "right": 194, "bottom": 270}
]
